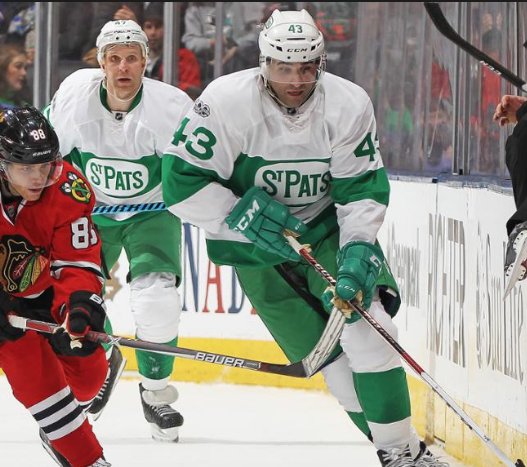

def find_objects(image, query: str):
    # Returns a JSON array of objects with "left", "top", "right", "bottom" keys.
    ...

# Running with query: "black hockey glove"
[
  {"left": 50, "top": 291, "right": 106, "bottom": 357},
  {"left": 0, "top": 289, "right": 25, "bottom": 342}
]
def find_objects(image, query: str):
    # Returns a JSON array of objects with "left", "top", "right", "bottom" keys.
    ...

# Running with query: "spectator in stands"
[
  {"left": 142, "top": 2, "right": 202, "bottom": 100},
  {"left": 57, "top": 2, "right": 94, "bottom": 61},
  {"left": 82, "top": 3, "right": 144, "bottom": 57},
  {"left": 182, "top": 2, "right": 264, "bottom": 87},
  {"left": 0, "top": 43, "right": 31, "bottom": 108},
  {"left": 478, "top": 26, "right": 503, "bottom": 172}
]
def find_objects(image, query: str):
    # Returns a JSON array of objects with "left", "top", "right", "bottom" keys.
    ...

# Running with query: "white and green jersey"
[
  {"left": 46, "top": 68, "right": 193, "bottom": 226},
  {"left": 163, "top": 68, "right": 390, "bottom": 267}
]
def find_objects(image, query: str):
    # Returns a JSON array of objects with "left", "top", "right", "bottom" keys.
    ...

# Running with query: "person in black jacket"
[{"left": 493, "top": 94, "right": 527, "bottom": 294}]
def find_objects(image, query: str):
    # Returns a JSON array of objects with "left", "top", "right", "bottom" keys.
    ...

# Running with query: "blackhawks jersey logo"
[
  {"left": 61, "top": 172, "right": 91, "bottom": 203},
  {"left": 0, "top": 235, "right": 48, "bottom": 293}
]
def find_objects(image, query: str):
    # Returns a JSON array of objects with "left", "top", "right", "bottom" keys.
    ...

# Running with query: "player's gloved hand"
[
  {"left": 0, "top": 290, "right": 25, "bottom": 342},
  {"left": 50, "top": 291, "right": 106, "bottom": 356},
  {"left": 226, "top": 186, "right": 308, "bottom": 261},
  {"left": 335, "top": 241, "right": 384, "bottom": 310}
]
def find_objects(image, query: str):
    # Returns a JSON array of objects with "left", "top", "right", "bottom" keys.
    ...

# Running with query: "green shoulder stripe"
[
  {"left": 162, "top": 155, "right": 226, "bottom": 206},
  {"left": 331, "top": 167, "right": 390, "bottom": 206}
]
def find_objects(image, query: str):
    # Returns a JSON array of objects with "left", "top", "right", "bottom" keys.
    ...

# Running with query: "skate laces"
[
  {"left": 415, "top": 448, "right": 450, "bottom": 467},
  {"left": 378, "top": 445, "right": 415, "bottom": 467},
  {"left": 93, "top": 370, "right": 111, "bottom": 401},
  {"left": 150, "top": 403, "right": 178, "bottom": 418}
]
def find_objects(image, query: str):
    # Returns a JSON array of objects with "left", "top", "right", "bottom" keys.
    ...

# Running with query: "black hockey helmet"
[
  {"left": 0, "top": 106, "right": 60, "bottom": 165},
  {"left": 0, "top": 106, "right": 63, "bottom": 190}
]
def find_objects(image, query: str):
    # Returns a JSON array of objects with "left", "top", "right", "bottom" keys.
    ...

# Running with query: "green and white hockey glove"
[
  {"left": 226, "top": 186, "right": 307, "bottom": 261},
  {"left": 335, "top": 241, "right": 384, "bottom": 310}
]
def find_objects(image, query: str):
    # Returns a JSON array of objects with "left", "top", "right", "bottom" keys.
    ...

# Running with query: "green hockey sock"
[
  {"left": 346, "top": 411, "right": 372, "bottom": 439},
  {"left": 136, "top": 337, "right": 178, "bottom": 380},
  {"left": 353, "top": 367, "right": 411, "bottom": 423}
]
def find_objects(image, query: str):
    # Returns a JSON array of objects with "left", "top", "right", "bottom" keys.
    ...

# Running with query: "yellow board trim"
[{"left": 407, "top": 376, "right": 527, "bottom": 466}]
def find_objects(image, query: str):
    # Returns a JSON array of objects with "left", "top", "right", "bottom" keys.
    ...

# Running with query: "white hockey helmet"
[
  {"left": 259, "top": 9, "right": 325, "bottom": 63},
  {"left": 96, "top": 20, "right": 149, "bottom": 65},
  {"left": 259, "top": 9, "right": 325, "bottom": 84}
]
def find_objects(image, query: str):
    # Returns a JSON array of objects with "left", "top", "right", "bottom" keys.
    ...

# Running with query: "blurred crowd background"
[{"left": 1, "top": 1, "right": 525, "bottom": 180}]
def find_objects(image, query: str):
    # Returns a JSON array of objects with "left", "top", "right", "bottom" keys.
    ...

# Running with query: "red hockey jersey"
[{"left": 0, "top": 161, "right": 103, "bottom": 321}]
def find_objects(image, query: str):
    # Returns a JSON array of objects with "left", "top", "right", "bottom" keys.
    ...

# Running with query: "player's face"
[
  {"left": 3, "top": 162, "right": 56, "bottom": 201},
  {"left": 267, "top": 60, "right": 318, "bottom": 108},
  {"left": 101, "top": 44, "right": 145, "bottom": 100}
]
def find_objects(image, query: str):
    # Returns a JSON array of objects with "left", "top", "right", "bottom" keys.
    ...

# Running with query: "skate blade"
[
  {"left": 40, "top": 434, "right": 70, "bottom": 466},
  {"left": 90, "top": 355, "right": 127, "bottom": 421},
  {"left": 504, "top": 234, "right": 527, "bottom": 298},
  {"left": 149, "top": 424, "right": 180, "bottom": 443}
]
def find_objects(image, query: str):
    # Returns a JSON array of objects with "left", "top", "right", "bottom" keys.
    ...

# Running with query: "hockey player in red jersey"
[{"left": 0, "top": 106, "right": 110, "bottom": 467}]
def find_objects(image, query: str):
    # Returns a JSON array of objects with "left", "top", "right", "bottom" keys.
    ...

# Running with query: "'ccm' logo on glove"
[
  {"left": 234, "top": 199, "right": 261, "bottom": 232},
  {"left": 369, "top": 254, "right": 382, "bottom": 269}
]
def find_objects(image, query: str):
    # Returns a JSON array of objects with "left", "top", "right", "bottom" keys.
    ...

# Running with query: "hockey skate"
[
  {"left": 139, "top": 383, "right": 184, "bottom": 442},
  {"left": 40, "top": 429, "right": 112, "bottom": 466},
  {"left": 88, "top": 346, "right": 126, "bottom": 421},
  {"left": 377, "top": 441, "right": 449, "bottom": 467},
  {"left": 39, "top": 428, "right": 70, "bottom": 466},
  {"left": 504, "top": 221, "right": 527, "bottom": 297}
]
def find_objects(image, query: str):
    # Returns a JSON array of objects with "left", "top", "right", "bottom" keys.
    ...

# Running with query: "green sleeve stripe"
[
  {"left": 331, "top": 168, "right": 390, "bottom": 206},
  {"left": 162, "top": 155, "right": 225, "bottom": 206}
]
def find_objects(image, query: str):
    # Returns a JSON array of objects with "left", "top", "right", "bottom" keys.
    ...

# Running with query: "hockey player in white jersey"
[
  {"left": 46, "top": 19, "right": 193, "bottom": 443},
  {"left": 162, "top": 9, "right": 449, "bottom": 466}
]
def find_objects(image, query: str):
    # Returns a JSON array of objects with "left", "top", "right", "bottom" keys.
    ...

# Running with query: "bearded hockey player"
[{"left": 162, "top": 8, "right": 449, "bottom": 466}]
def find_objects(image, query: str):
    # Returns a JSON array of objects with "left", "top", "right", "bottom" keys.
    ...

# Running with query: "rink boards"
[
  {"left": 94, "top": 177, "right": 527, "bottom": 465},
  {"left": 378, "top": 178, "right": 526, "bottom": 465}
]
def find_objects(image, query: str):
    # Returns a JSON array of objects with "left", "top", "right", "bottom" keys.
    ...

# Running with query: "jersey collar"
[{"left": 99, "top": 82, "right": 143, "bottom": 114}]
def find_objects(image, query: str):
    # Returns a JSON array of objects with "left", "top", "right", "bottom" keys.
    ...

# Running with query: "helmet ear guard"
[{"left": 96, "top": 19, "right": 149, "bottom": 65}]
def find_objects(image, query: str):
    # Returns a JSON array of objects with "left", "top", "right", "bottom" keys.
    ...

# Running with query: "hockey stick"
[
  {"left": 7, "top": 310, "right": 343, "bottom": 378},
  {"left": 285, "top": 235, "right": 526, "bottom": 467},
  {"left": 424, "top": 2, "right": 527, "bottom": 93},
  {"left": 92, "top": 201, "right": 167, "bottom": 216}
]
